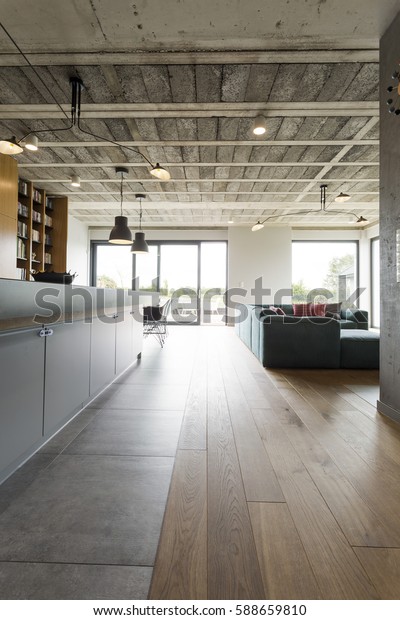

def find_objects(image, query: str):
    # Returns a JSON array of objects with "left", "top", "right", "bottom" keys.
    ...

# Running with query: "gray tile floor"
[{"left": 0, "top": 327, "right": 197, "bottom": 600}]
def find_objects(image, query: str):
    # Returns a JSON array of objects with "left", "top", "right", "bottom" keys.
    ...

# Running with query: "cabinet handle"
[
  {"left": 38, "top": 329, "right": 46, "bottom": 338},
  {"left": 45, "top": 328, "right": 54, "bottom": 337},
  {"left": 114, "top": 314, "right": 119, "bottom": 319}
]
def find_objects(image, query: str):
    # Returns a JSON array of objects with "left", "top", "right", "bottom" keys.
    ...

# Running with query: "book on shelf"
[
  {"left": 17, "top": 237, "right": 26, "bottom": 259},
  {"left": 18, "top": 179, "right": 28, "bottom": 196},
  {"left": 45, "top": 252, "right": 52, "bottom": 265},
  {"left": 16, "top": 267, "right": 26, "bottom": 280},
  {"left": 17, "top": 202, "right": 29, "bottom": 217},
  {"left": 44, "top": 233, "right": 52, "bottom": 245},
  {"left": 32, "top": 188, "right": 42, "bottom": 204},
  {"left": 17, "top": 221, "right": 28, "bottom": 237},
  {"left": 45, "top": 196, "right": 53, "bottom": 210},
  {"left": 32, "top": 229, "right": 40, "bottom": 243},
  {"left": 45, "top": 214, "right": 53, "bottom": 227},
  {"left": 32, "top": 210, "right": 42, "bottom": 223}
]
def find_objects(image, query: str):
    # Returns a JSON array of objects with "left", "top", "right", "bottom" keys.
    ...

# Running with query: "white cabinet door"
[
  {"left": 89, "top": 317, "right": 116, "bottom": 396},
  {"left": 0, "top": 328, "right": 45, "bottom": 474},
  {"left": 44, "top": 321, "right": 91, "bottom": 434}
]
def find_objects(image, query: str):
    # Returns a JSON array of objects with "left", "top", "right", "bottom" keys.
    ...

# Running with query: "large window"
[
  {"left": 371, "top": 237, "right": 380, "bottom": 328},
  {"left": 91, "top": 240, "right": 227, "bottom": 324},
  {"left": 92, "top": 244, "right": 133, "bottom": 289},
  {"left": 292, "top": 241, "right": 359, "bottom": 303}
]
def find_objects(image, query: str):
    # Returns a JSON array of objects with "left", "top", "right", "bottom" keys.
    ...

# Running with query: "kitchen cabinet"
[
  {"left": 44, "top": 320, "right": 91, "bottom": 434},
  {"left": 0, "top": 327, "right": 45, "bottom": 474}
]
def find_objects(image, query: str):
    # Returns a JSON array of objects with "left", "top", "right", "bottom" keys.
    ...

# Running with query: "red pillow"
[
  {"left": 293, "top": 303, "right": 311, "bottom": 317},
  {"left": 310, "top": 303, "right": 326, "bottom": 317},
  {"left": 270, "top": 306, "right": 285, "bottom": 315}
]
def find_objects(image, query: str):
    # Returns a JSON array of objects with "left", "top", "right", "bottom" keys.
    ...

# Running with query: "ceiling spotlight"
[
  {"left": 251, "top": 221, "right": 265, "bottom": 232},
  {"left": 228, "top": 219, "right": 234, "bottom": 224},
  {"left": 252, "top": 115, "right": 267, "bottom": 136},
  {"left": 0, "top": 137, "right": 23, "bottom": 155},
  {"left": 24, "top": 135, "right": 39, "bottom": 151},
  {"left": 357, "top": 216, "right": 368, "bottom": 224},
  {"left": 335, "top": 192, "right": 351, "bottom": 203},
  {"left": 70, "top": 175, "right": 81, "bottom": 187},
  {"left": 150, "top": 163, "right": 171, "bottom": 181}
]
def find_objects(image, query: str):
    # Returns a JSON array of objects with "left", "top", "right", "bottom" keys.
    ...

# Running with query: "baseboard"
[{"left": 377, "top": 399, "right": 400, "bottom": 424}]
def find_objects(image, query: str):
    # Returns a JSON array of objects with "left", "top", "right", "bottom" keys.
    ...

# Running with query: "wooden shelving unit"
[
  {"left": 17, "top": 178, "right": 68, "bottom": 281},
  {"left": 0, "top": 154, "right": 18, "bottom": 279}
]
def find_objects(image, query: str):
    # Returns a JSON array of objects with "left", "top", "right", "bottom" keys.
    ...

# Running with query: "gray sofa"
[{"left": 235, "top": 304, "right": 371, "bottom": 368}]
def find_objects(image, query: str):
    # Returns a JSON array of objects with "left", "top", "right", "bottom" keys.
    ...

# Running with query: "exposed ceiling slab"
[{"left": 0, "top": 0, "right": 396, "bottom": 228}]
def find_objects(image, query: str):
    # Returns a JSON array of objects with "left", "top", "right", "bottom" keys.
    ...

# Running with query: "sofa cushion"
[
  {"left": 270, "top": 305, "right": 285, "bottom": 315},
  {"left": 326, "top": 302, "right": 342, "bottom": 315},
  {"left": 326, "top": 310, "right": 341, "bottom": 320},
  {"left": 293, "top": 303, "right": 311, "bottom": 317},
  {"left": 310, "top": 303, "right": 326, "bottom": 317},
  {"left": 340, "top": 329, "right": 379, "bottom": 369},
  {"left": 260, "top": 315, "right": 341, "bottom": 368}
]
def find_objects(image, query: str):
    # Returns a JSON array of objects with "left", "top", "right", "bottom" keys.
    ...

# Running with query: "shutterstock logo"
[{"left": 32, "top": 278, "right": 366, "bottom": 326}]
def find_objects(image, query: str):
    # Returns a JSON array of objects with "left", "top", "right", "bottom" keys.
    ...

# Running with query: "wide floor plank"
[
  {"left": 149, "top": 450, "right": 207, "bottom": 600},
  {"left": 207, "top": 348, "right": 265, "bottom": 600},
  {"left": 252, "top": 407, "right": 378, "bottom": 599},
  {"left": 354, "top": 548, "right": 400, "bottom": 600},
  {"left": 249, "top": 503, "right": 321, "bottom": 599}
]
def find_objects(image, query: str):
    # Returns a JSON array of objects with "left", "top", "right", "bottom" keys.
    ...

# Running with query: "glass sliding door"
[
  {"left": 92, "top": 240, "right": 228, "bottom": 326},
  {"left": 134, "top": 244, "right": 159, "bottom": 292},
  {"left": 160, "top": 244, "right": 199, "bottom": 324},
  {"left": 93, "top": 244, "right": 133, "bottom": 289},
  {"left": 200, "top": 242, "right": 227, "bottom": 324}
]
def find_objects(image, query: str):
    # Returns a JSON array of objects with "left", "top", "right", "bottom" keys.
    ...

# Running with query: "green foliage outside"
[
  {"left": 97, "top": 274, "right": 117, "bottom": 289},
  {"left": 292, "top": 254, "right": 354, "bottom": 302}
]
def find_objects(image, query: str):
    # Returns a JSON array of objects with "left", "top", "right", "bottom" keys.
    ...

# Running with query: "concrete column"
[{"left": 378, "top": 10, "right": 400, "bottom": 422}]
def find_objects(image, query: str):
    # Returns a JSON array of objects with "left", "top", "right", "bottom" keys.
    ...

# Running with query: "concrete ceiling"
[{"left": 0, "top": 0, "right": 396, "bottom": 229}]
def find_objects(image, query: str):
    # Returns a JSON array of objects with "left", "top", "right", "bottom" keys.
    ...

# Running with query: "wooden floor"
[{"left": 149, "top": 326, "right": 400, "bottom": 600}]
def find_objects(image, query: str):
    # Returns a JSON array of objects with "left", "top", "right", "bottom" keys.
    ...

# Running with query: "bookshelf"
[
  {"left": 16, "top": 179, "right": 68, "bottom": 281},
  {"left": 0, "top": 154, "right": 18, "bottom": 279}
]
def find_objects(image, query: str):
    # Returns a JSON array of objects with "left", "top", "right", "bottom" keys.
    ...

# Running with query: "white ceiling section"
[{"left": 0, "top": 0, "right": 397, "bottom": 229}]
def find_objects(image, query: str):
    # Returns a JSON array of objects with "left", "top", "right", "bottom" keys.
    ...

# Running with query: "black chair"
[{"left": 142, "top": 299, "right": 171, "bottom": 347}]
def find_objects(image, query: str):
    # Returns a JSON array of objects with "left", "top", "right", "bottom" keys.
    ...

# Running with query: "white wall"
[
  {"left": 67, "top": 215, "right": 89, "bottom": 285},
  {"left": 228, "top": 226, "right": 292, "bottom": 304}
]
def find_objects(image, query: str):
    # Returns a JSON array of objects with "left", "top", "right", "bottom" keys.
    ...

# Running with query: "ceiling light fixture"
[
  {"left": 109, "top": 167, "right": 132, "bottom": 245},
  {"left": 335, "top": 192, "right": 351, "bottom": 203},
  {"left": 70, "top": 174, "right": 81, "bottom": 188},
  {"left": 0, "top": 76, "right": 171, "bottom": 182},
  {"left": 252, "top": 115, "right": 267, "bottom": 136},
  {"left": 251, "top": 184, "right": 368, "bottom": 230},
  {"left": 131, "top": 194, "right": 149, "bottom": 254},
  {"left": 0, "top": 136, "right": 23, "bottom": 155},
  {"left": 24, "top": 135, "right": 39, "bottom": 152}
]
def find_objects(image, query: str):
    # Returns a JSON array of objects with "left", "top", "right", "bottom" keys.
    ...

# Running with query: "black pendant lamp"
[
  {"left": 131, "top": 194, "right": 149, "bottom": 254},
  {"left": 109, "top": 167, "right": 132, "bottom": 245}
]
